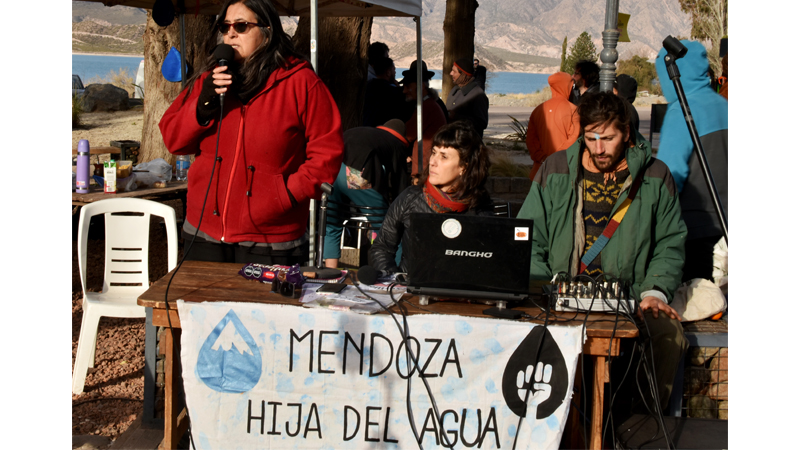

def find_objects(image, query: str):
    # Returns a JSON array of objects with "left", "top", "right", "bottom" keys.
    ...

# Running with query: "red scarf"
[{"left": 423, "top": 180, "right": 469, "bottom": 213}]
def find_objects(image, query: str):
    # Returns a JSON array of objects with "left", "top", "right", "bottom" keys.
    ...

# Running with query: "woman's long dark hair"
[
  {"left": 421, "top": 121, "right": 491, "bottom": 209},
  {"left": 184, "top": 0, "right": 305, "bottom": 101}
]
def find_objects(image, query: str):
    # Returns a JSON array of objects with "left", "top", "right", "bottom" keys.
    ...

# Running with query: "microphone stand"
[{"left": 662, "top": 36, "right": 728, "bottom": 244}]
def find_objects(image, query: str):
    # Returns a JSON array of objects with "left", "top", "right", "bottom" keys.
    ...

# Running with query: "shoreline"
[{"left": 73, "top": 52, "right": 144, "bottom": 58}]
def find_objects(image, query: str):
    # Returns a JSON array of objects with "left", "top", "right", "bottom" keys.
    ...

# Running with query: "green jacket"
[{"left": 517, "top": 134, "right": 687, "bottom": 301}]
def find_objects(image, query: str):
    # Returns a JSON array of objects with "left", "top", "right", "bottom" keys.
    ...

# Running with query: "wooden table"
[
  {"left": 72, "top": 181, "right": 187, "bottom": 211},
  {"left": 138, "top": 261, "right": 638, "bottom": 450}
]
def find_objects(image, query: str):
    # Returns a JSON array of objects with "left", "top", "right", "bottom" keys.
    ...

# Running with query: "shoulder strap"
[{"left": 579, "top": 170, "right": 646, "bottom": 274}]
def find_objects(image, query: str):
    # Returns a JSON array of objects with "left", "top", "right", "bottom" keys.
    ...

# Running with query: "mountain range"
[{"left": 72, "top": 0, "right": 693, "bottom": 72}]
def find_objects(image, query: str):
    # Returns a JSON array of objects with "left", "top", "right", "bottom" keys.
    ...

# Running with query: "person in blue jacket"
[{"left": 655, "top": 40, "right": 727, "bottom": 281}]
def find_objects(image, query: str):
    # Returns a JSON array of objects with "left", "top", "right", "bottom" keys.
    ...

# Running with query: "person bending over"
[
  {"left": 159, "top": 0, "right": 343, "bottom": 265},
  {"left": 369, "top": 121, "right": 494, "bottom": 273}
]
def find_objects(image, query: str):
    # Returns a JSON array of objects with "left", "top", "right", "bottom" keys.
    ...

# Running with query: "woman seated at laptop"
[{"left": 369, "top": 121, "right": 494, "bottom": 273}]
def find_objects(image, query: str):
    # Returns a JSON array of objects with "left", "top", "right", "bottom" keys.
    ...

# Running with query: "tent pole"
[
  {"left": 309, "top": 0, "right": 319, "bottom": 265},
  {"left": 180, "top": 15, "right": 187, "bottom": 89},
  {"left": 415, "top": 16, "right": 423, "bottom": 177}
]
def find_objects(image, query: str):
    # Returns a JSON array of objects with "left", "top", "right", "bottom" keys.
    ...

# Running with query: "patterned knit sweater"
[{"left": 582, "top": 169, "right": 629, "bottom": 275}]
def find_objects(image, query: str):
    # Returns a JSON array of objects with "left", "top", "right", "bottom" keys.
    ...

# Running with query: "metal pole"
[
  {"left": 308, "top": 0, "right": 319, "bottom": 265},
  {"left": 415, "top": 16, "right": 423, "bottom": 176},
  {"left": 180, "top": 13, "right": 187, "bottom": 89},
  {"left": 310, "top": 0, "right": 318, "bottom": 71},
  {"left": 599, "top": 0, "right": 619, "bottom": 93}
]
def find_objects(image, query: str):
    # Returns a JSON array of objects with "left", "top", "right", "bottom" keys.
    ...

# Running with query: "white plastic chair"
[{"left": 73, "top": 198, "right": 178, "bottom": 395}]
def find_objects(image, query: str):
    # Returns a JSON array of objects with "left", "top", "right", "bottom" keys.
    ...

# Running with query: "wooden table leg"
[
  {"left": 591, "top": 355, "right": 606, "bottom": 450},
  {"left": 161, "top": 328, "right": 183, "bottom": 450}
]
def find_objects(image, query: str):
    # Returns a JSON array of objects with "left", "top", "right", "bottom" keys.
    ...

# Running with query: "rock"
[
  {"left": 72, "top": 435, "right": 111, "bottom": 449},
  {"left": 709, "top": 348, "right": 728, "bottom": 383},
  {"left": 706, "top": 381, "right": 728, "bottom": 401},
  {"left": 684, "top": 366, "right": 711, "bottom": 396},
  {"left": 690, "top": 346, "right": 719, "bottom": 366},
  {"left": 687, "top": 394, "right": 717, "bottom": 419},
  {"left": 83, "top": 84, "right": 130, "bottom": 112},
  {"left": 718, "top": 400, "right": 728, "bottom": 420}
]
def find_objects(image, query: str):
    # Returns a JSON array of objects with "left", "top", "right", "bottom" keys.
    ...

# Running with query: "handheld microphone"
[
  {"left": 212, "top": 44, "right": 235, "bottom": 106},
  {"left": 357, "top": 265, "right": 395, "bottom": 285}
]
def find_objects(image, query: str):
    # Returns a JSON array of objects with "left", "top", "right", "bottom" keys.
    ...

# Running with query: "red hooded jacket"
[
  {"left": 159, "top": 58, "right": 344, "bottom": 244},
  {"left": 526, "top": 72, "right": 580, "bottom": 179}
]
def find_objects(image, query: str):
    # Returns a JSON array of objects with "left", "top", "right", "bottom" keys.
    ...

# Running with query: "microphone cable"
[
  {"left": 161, "top": 89, "right": 227, "bottom": 450},
  {"left": 348, "top": 273, "right": 457, "bottom": 449}
]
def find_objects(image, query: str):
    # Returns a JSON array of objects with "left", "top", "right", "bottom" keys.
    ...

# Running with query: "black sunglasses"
[{"left": 218, "top": 21, "right": 263, "bottom": 34}]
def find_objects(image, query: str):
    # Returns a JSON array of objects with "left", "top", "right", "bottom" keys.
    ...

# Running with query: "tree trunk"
[
  {"left": 140, "top": 12, "right": 214, "bottom": 164},
  {"left": 292, "top": 16, "right": 372, "bottom": 131},
  {"left": 442, "top": 0, "right": 479, "bottom": 101}
]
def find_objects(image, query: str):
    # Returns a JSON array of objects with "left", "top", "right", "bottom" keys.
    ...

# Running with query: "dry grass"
[
  {"left": 87, "top": 68, "right": 136, "bottom": 97},
  {"left": 73, "top": 93, "right": 85, "bottom": 128},
  {"left": 489, "top": 149, "right": 530, "bottom": 178},
  {"left": 491, "top": 87, "right": 552, "bottom": 108}
]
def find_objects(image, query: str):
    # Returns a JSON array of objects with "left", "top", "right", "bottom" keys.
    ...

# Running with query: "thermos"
[{"left": 76, "top": 139, "right": 90, "bottom": 194}]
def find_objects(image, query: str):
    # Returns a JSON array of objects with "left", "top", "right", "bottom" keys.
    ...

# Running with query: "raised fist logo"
[
  {"left": 517, "top": 362, "right": 553, "bottom": 407},
  {"left": 502, "top": 327, "right": 567, "bottom": 419}
]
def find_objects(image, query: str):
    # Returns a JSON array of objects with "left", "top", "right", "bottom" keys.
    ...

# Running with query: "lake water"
[
  {"left": 398, "top": 68, "right": 550, "bottom": 95},
  {"left": 73, "top": 54, "right": 144, "bottom": 83},
  {"left": 72, "top": 54, "right": 552, "bottom": 95}
]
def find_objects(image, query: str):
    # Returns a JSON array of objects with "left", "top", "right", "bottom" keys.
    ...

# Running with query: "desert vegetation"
[{"left": 87, "top": 67, "right": 137, "bottom": 97}]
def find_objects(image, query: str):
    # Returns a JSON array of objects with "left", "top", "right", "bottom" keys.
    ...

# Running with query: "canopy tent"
[
  {"left": 81, "top": 0, "right": 425, "bottom": 264},
  {"left": 90, "top": 0, "right": 420, "bottom": 17}
]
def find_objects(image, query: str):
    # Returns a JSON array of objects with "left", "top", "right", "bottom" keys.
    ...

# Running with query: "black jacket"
[{"left": 368, "top": 185, "right": 495, "bottom": 272}]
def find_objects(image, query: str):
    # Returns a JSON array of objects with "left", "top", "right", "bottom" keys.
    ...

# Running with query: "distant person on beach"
[
  {"left": 473, "top": 58, "right": 487, "bottom": 91},
  {"left": 655, "top": 40, "right": 727, "bottom": 282},
  {"left": 362, "top": 56, "right": 407, "bottom": 127},
  {"left": 367, "top": 41, "right": 390, "bottom": 82},
  {"left": 614, "top": 74, "right": 640, "bottom": 132},
  {"left": 569, "top": 60, "right": 600, "bottom": 105},
  {"left": 159, "top": 0, "right": 343, "bottom": 265},
  {"left": 400, "top": 60, "right": 448, "bottom": 183},
  {"left": 446, "top": 57, "right": 489, "bottom": 137},
  {"left": 525, "top": 72, "right": 580, "bottom": 180}
]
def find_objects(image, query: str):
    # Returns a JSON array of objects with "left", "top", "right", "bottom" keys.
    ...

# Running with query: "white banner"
[{"left": 177, "top": 301, "right": 583, "bottom": 449}]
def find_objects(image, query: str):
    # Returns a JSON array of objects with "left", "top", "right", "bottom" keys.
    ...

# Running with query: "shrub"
[
  {"left": 72, "top": 93, "right": 84, "bottom": 128},
  {"left": 504, "top": 115, "right": 528, "bottom": 142}
]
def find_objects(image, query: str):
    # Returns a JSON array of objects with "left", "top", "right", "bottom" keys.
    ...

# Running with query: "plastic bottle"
[
  {"left": 176, "top": 155, "right": 191, "bottom": 181},
  {"left": 76, "top": 139, "right": 90, "bottom": 193}
]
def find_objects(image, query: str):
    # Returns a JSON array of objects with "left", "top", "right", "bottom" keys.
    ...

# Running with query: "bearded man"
[{"left": 518, "top": 92, "right": 689, "bottom": 414}]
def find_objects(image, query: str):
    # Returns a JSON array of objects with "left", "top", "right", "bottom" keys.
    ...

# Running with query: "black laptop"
[{"left": 406, "top": 213, "right": 534, "bottom": 302}]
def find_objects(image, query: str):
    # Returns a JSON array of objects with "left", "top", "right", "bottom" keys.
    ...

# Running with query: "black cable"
[
  {"left": 349, "top": 274, "right": 456, "bottom": 449},
  {"left": 511, "top": 305, "right": 552, "bottom": 450},
  {"left": 161, "top": 103, "right": 226, "bottom": 450},
  {"left": 639, "top": 312, "right": 676, "bottom": 450}
]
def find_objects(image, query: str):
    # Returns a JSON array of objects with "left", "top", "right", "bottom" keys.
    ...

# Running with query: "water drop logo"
[{"left": 196, "top": 309, "right": 262, "bottom": 393}]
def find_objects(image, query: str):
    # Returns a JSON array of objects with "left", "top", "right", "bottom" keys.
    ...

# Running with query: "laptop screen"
[{"left": 406, "top": 213, "right": 533, "bottom": 299}]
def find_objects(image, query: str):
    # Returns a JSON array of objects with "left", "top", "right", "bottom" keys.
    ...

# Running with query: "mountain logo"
[{"left": 195, "top": 309, "right": 262, "bottom": 393}]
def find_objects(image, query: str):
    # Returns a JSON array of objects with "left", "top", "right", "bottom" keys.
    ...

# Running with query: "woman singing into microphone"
[
  {"left": 369, "top": 121, "right": 494, "bottom": 273},
  {"left": 159, "top": 0, "right": 343, "bottom": 265}
]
